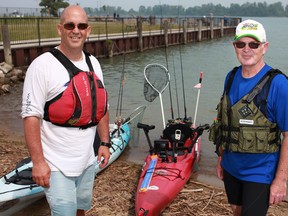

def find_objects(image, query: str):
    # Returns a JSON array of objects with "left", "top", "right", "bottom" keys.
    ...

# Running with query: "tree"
[{"left": 39, "top": 0, "right": 69, "bottom": 17}]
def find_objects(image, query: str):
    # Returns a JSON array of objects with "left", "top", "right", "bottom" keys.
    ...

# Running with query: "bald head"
[{"left": 60, "top": 5, "right": 88, "bottom": 24}]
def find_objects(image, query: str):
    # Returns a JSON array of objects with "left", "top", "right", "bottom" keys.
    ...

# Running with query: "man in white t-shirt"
[{"left": 21, "top": 5, "right": 110, "bottom": 216}]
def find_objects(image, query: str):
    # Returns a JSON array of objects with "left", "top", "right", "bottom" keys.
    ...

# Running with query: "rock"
[
  {"left": 0, "top": 62, "right": 14, "bottom": 74},
  {"left": 1, "top": 84, "right": 11, "bottom": 93},
  {"left": 10, "top": 68, "right": 23, "bottom": 77},
  {"left": 10, "top": 75, "right": 19, "bottom": 83},
  {"left": 0, "top": 77, "right": 10, "bottom": 85}
]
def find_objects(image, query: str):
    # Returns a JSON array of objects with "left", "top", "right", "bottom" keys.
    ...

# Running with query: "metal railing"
[{"left": 0, "top": 16, "right": 239, "bottom": 48}]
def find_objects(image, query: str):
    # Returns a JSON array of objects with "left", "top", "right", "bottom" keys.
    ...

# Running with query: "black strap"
[
  {"left": 225, "top": 67, "right": 285, "bottom": 100},
  {"left": 246, "top": 69, "right": 284, "bottom": 103},
  {"left": 50, "top": 48, "right": 94, "bottom": 79},
  {"left": 224, "top": 66, "right": 238, "bottom": 95}
]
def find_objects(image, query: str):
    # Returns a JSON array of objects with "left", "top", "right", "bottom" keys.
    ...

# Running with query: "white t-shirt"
[{"left": 21, "top": 51, "right": 105, "bottom": 176}]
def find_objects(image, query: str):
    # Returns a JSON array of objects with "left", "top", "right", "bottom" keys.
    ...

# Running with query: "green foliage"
[
  {"left": 39, "top": 0, "right": 69, "bottom": 17},
  {"left": 83, "top": 2, "right": 288, "bottom": 17}
]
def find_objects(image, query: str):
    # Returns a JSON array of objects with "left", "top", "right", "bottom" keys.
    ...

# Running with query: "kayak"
[
  {"left": 0, "top": 122, "right": 130, "bottom": 216},
  {"left": 137, "top": 57, "right": 207, "bottom": 215},
  {"left": 136, "top": 122, "right": 209, "bottom": 216}
]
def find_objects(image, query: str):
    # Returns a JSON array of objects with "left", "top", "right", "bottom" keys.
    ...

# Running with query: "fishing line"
[
  {"left": 160, "top": 0, "right": 175, "bottom": 121},
  {"left": 177, "top": 3, "right": 188, "bottom": 120},
  {"left": 171, "top": 52, "right": 180, "bottom": 118},
  {"left": 115, "top": 44, "right": 126, "bottom": 124}
]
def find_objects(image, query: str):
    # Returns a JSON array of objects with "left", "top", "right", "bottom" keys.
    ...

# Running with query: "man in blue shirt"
[{"left": 215, "top": 19, "right": 288, "bottom": 216}]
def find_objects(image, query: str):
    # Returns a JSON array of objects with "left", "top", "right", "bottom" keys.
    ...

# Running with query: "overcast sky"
[{"left": 0, "top": 0, "right": 287, "bottom": 10}]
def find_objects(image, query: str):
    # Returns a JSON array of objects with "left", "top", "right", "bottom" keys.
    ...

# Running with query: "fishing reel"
[{"left": 114, "top": 116, "right": 124, "bottom": 127}]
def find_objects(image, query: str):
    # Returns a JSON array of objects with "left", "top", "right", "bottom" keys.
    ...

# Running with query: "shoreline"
[{"left": 1, "top": 128, "right": 288, "bottom": 215}]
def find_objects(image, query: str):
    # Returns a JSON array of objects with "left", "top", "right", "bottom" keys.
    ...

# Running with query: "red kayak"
[{"left": 136, "top": 122, "right": 209, "bottom": 216}]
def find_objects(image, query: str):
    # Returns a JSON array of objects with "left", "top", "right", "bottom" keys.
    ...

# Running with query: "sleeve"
[
  {"left": 268, "top": 74, "right": 288, "bottom": 131},
  {"left": 21, "top": 57, "right": 48, "bottom": 118}
]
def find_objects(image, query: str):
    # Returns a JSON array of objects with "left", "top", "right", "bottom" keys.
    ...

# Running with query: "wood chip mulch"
[{"left": 1, "top": 129, "right": 288, "bottom": 216}]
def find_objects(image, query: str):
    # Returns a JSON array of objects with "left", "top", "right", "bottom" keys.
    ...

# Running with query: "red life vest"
[{"left": 43, "top": 48, "right": 108, "bottom": 129}]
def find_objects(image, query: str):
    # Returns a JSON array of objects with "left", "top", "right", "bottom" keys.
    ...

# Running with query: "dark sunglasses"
[
  {"left": 233, "top": 41, "right": 262, "bottom": 49},
  {"left": 63, "top": 22, "right": 89, "bottom": 30}
]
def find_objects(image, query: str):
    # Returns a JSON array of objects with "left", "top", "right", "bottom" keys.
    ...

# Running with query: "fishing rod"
[
  {"left": 164, "top": 46, "right": 175, "bottom": 120},
  {"left": 115, "top": 51, "right": 126, "bottom": 127},
  {"left": 160, "top": 0, "right": 175, "bottom": 121},
  {"left": 177, "top": 11, "right": 188, "bottom": 121},
  {"left": 172, "top": 1, "right": 187, "bottom": 120},
  {"left": 171, "top": 52, "right": 180, "bottom": 118}
]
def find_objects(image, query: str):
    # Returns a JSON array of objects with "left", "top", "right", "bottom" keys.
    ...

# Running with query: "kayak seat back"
[
  {"left": 154, "top": 139, "right": 169, "bottom": 161},
  {"left": 5, "top": 168, "right": 35, "bottom": 185},
  {"left": 4, "top": 157, "right": 36, "bottom": 185},
  {"left": 162, "top": 123, "right": 192, "bottom": 144}
]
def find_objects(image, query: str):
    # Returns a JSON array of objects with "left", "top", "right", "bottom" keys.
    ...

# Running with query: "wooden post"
[
  {"left": 164, "top": 20, "right": 169, "bottom": 47},
  {"left": 197, "top": 19, "right": 202, "bottom": 42},
  {"left": 182, "top": 19, "right": 187, "bottom": 44},
  {"left": 1, "top": 24, "right": 13, "bottom": 66},
  {"left": 221, "top": 18, "right": 224, "bottom": 37},
  {"left": 210, "top": 18, "right": 214, "bottom": 39},
  {"left": 137, "top": 17, "right": 143, "bottom": 52}
]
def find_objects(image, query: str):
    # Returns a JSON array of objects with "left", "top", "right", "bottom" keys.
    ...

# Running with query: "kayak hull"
[{"left": 135, "top": 138, "right": 199, "bottom": 216}]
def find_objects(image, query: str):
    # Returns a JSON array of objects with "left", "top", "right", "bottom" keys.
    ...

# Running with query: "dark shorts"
[{"left": 223, "top": 169, "right": 270, "bottom": 216}]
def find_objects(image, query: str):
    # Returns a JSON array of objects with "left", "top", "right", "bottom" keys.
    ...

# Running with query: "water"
[
  {"left": 1, "top": 17, "right": 287, "bottom": 192},
  {"left": 97, "top": 17, "right": 288, "bottom": 187}
]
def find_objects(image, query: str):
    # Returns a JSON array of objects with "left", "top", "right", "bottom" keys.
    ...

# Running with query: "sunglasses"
[
  {"left": 233, "top": 41, "right": 262, "bottom": 49},
  {"left": 63, "top": 22, "right": 89, "bottom": 30}
]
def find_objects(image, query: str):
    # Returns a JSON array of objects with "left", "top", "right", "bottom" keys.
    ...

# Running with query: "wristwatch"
[{"left": 100, "top": 142, "right": 111, "bottom": 148}]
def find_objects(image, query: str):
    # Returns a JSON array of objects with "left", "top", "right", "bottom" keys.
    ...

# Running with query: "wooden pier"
[{"left": 0, "top": 17, "right": 239, "bottom": 67}]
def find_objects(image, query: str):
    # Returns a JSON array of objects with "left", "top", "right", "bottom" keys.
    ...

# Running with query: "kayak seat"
[
  {"left": 5, "top": 168, "right": 35, "bottom": 185},
  {"left": 154, "top": 138, "right": 186, "bottom": 162},
  {"left": 154, "top": 139, "right": 169, "bottom": 161},
  {"left": 162, "top": 123, "right": 193, "bottom": 144}
]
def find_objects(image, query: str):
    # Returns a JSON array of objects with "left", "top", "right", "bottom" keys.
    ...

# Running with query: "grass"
[{"left": 0, "top": 17, "right": 164, "bottom": 43}]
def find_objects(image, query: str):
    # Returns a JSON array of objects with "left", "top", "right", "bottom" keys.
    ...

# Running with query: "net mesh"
[{"left": 144, "top": 64, "right": 170, "bottom": 102}]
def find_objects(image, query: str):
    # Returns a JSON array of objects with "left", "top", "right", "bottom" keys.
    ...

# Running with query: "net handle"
[{"left": 123, "top": 105, "right": 147, "bottom": 125}]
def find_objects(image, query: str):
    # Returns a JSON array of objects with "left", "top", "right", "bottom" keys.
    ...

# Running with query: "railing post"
[
  {"left": 197, "top": 18, "right": 202, "bottom": 42},
  {"left": 210, "top": 17, "right": 214, "bottom": 39},
  {"left": 1, "top": 24, "right": 13, "bottom": 66},
  {"left": 105, "top": 16, "right": 108, "bottom": 39},
  {"left": 182, "top": 19, "right": 187, "bottom": 44},
  {"left": 37, "top": 17, "right": 41, "bottom": 46},
  {"left": 137, "top": 16, "right": 143, "bottom": 52},
  {"left": 164, "top": 20, "right": 169, "bottom": 47},
  {"left": 121, "top": 18, "right": 124, "bottom": 38},
  {"left": 221, "top": 18, "right": 224, "bottom": 37}
]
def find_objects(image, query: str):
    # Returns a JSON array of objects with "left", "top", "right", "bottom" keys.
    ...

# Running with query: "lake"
[{"left": 98, "top": 17, "right": 288, "bottom": 187}]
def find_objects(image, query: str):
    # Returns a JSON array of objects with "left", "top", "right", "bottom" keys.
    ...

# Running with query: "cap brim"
[{"left": 234, "top": 34, "right": 261, "bottom": 42}]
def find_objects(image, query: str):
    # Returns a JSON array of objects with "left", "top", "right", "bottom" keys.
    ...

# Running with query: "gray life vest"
[{"left": 209, "top": 67, "right": 285, "bottom": 154}]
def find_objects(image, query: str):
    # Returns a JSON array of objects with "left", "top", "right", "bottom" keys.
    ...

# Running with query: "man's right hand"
[
  {"left": 32, "top": 161, "right": 51, "bottom": 188},
  {"left": 216, "top": 156, "right": 224, "bottom": 180}
]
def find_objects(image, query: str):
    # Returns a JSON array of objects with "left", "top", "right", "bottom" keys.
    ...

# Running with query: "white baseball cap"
[{"left": 234, "top": 19, "right": 266, "bottom": 43}]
